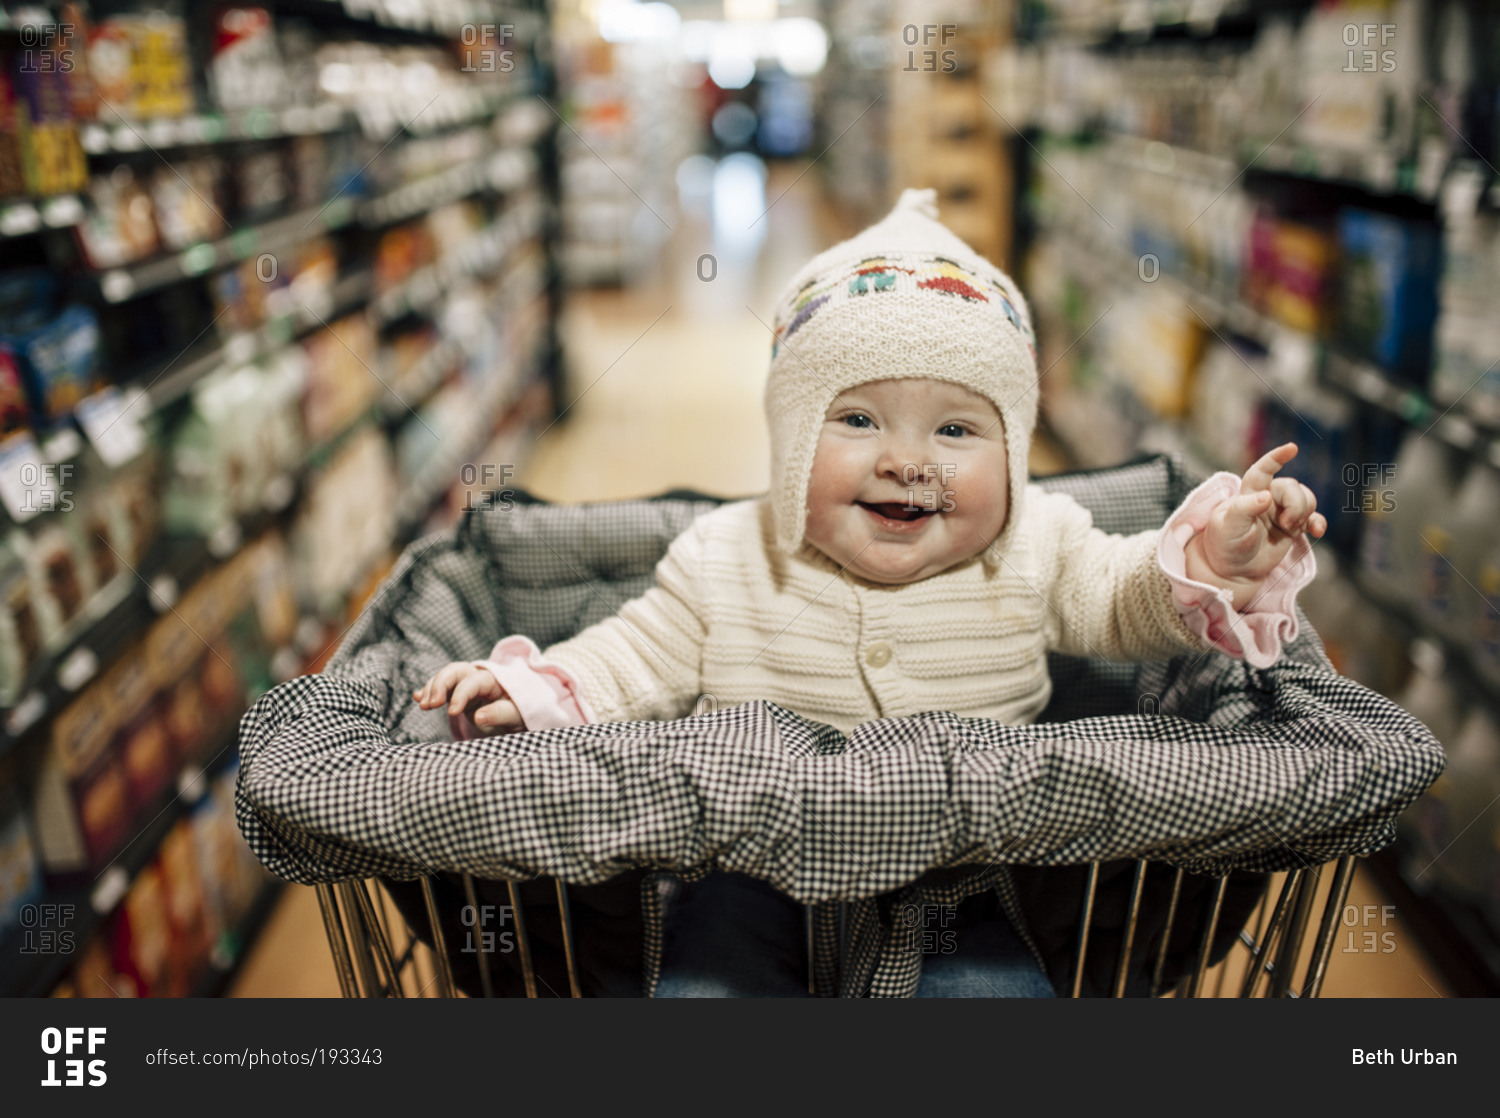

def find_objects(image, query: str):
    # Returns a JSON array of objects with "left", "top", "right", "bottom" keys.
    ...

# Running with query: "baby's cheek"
[{"left": 949, "top": 469, "right": 1006, "bottom": 525}]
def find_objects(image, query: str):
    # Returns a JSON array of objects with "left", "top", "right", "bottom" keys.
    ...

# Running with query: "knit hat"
[{"left": 764, "top": 188, "right": 1039, "bottom": 570}]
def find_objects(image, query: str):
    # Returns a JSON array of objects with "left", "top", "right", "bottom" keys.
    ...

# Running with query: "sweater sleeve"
[
  {"left": 1155, "top": 470, "right": 1317, "bottom": 669},
  {"left": 448, "top": 635, "right": 596, "bottom": 740},
  {"left": 523, "top": 516, "right": 711, "bottom": 724},
  {"left": 1034, "top": 479, "right": 1312, "bottom": 667}
]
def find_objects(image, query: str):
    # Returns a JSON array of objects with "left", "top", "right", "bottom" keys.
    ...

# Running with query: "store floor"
[{"left": 230, "top": 162, "right": 1447, "bottom": 998}]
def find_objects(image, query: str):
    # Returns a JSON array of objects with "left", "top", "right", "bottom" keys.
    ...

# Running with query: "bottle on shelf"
[
  {"left": 1418, "top": 461, "right": 1500, "bottom": 646},
  {"left": 1358, "top": 432, "right": 1457, "bottom": 606}
]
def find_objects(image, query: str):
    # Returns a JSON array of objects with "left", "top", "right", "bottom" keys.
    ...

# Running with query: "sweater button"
[{"left": 865, "top": 641, "right": 893, "bottom": 668}]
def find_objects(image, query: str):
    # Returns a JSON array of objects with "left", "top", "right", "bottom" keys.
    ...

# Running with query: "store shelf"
[
  {"left": 0, "top": 720, "right": 245, "bottom": 998},
  {"left": 1324, "top": 353, "right": 1500, "bottom": 471},
  {"left": 96, "top": 198, "right": 358, "bottom": 305},
  {"left": 97, "top": 145, "right": 537, "bottom": 308},
  {"left": 144, "top": 271, "right": 375, "bottom": 413},
  {"left": 371, "top": 190, "right": 545, "bottom": 325},
  {"left": 1034, "top": 218, "right": 1500, "bottom": 472},
  {"left": 0, "top": 532, "right": 219, "bottom": 766},
  {"left": 79, "top": 102, "right": 352, "bottom": 156}
]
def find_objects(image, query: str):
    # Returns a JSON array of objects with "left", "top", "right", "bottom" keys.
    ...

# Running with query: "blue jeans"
[{"left": 653, "top": 873, "right": 1054, "bottom": 998}]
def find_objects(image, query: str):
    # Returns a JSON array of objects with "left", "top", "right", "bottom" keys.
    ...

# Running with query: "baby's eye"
[
  {"left": 842, "top": 414, "right": 874, "bottom": 429},
  {"left": 937, "top": 423, "right": 968, "bottom": 438}
]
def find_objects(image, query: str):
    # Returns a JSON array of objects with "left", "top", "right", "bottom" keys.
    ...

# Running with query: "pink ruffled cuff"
[
  {"left": 448, "top": 635, "right": 597, "bottom": 740},
  {"left": 1156, "top": 471, "right": 1317, "bottom": 670}
]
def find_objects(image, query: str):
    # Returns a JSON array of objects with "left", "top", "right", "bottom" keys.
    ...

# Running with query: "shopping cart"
[
  {"left": 312, "top": 856, "right": 1359, "bottom": 998},
  {"left": 236, "top": 452, "right": 1443, "bottom": 998}
]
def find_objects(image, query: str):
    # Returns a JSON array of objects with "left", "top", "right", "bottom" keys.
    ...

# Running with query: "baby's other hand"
[
  {"left": 413, "top": 662, "right": 523, "bottom": 733},
  {"left": 1186, "top": 443, "right": 1326, "bottom": 609}
]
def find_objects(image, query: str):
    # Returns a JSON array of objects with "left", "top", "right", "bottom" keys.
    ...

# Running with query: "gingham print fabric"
[{"left": 234, "top": 454, "right": 1445, "bottom": 997}]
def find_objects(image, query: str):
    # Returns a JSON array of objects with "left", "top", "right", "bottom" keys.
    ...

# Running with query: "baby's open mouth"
[{"left": 857, "top": 501, "right": 936, "bottom": 522}]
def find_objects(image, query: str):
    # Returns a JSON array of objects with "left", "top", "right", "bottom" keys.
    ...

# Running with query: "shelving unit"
[
  {"left": 0, "top": 0, "right": 563, "bottom": 996},
  {"left": 1001, "top": 0, "right": 1500, "bottom": 995}
]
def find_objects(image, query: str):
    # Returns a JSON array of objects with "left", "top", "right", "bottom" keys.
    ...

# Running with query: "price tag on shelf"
[
  {"left": 179, "top": 242, "right": 217, "bottom": 276},
  {"left": 79, "top": 123, "right": 110, "bottom": 153},
  {"left": 101, "top": 270, "right": 136, "bottom": 303},
  {"left": 111, "top": 124, "right": 145, "bottom": 151},
  {"left": 178, "top": 766, "right": 209, "bottom": 804},
  {"left": 92, "top": 865, "right": 130, "bottom": 915},
  {"left": 41, "top": 195, "right": 83, "bottom": 227},
  {"left": 76, "top": 386, "right": 150, "bottom": 469},
  {"left": 208, "top": 520, "right": 243, "bottom": 559},
  {"left": 58, "top": 646, "right": 99, "bottom": 692},
  {"left": 0, "top": 433, "right": 56, "bottom": 523},
  {"left": 4, "top": 690, "right": 46, "bottom": 737},
  {"left": 146, "top": 117, "right": 178, "bottom": 148},
  {"left": 1436, "top": 414, "right": 1477, "bottom": 451},
  {"left": 0, "top": 203, "right": 41, "bottom": 237},
  {"left": 148, "top": 574, "right": 179, "bottom": 613}
]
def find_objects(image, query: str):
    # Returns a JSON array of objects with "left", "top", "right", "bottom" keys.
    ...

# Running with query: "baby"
[{"left": 415, "top": 189, "right": 1324, "bottom": 740}]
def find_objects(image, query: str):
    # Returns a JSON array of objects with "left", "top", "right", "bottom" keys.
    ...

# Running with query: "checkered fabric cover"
[{"left": 235, "top": 454, "right": 1445, "bottom": 997}]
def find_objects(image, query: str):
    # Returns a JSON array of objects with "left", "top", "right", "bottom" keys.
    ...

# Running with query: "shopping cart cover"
[{"left": 235, "top": 454, "right": 1444, "bottom": 895}]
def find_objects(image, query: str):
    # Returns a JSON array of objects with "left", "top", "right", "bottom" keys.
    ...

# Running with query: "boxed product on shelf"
[
  {"left": 300, "top": 311, "right": 378, "bottom": 443},
  {"left": 1335, "top": 208, "right": 1442, "bottom": 388},
  {"left": 58, "top": 931, "right": 135, "bottom": 998},
  {"left": 1106, "top": 289, "right": 1205, "bottom": 420},
  {"left": 88, "top": 11, "right": 195, "bottom": 122},
  {"left": 110, "top": 861, "right": 182, "bottom": 997},
  {"left": 75, "top": 165, "right": 162, "bottom": 269},
  {"left": 0, "top": 67, "right": 26, "bottom": 199},
  {"left": 192, "top": 762, "right": 268, "bottom": 945},
  {"left": 0, "top": 347, "right": 29, "bottom": 436},
  {"left": 232, "top": 142, "right": 291, "bottom": 224},
  {"left": 156, "top": 816, "right": 212, "bottom": 989},
  {"left": 208, "top": 6, "right": 288, "bottom": 114},
  {"left": 149, "top": 157, "right": 227, "bottom": 250},
  {"left": 163, "top": 352, "right": 306, "bottom": 536},
  {"left": 21, "top": 519, "right": 98, "bottom": 642},
  {"left": 286, "top": 133, "right": 330, "bottom": 211},
  {"left": 7, "top": 29, "right": 89, "bottom": 197},
  {"left": 28, "top": 678, "right": 131, "bottom": 876},
  {"left": 0, "top": 533, "right": 45, "bottom": 704},
  {"left": 373, "top": 221, "right": 438, "bottom": 295},
  {"left": 1242, "top": 210, "right": 1336, "bottom": 336},
  {"left": 291, "top": 424, "right": 397, "bottom": 609},
  {"left": 99, "top": 647, "right": 173, "bottom": 813}
]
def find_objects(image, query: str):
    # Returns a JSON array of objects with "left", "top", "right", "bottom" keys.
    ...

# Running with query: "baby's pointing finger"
[{"left": 1239, "top": 443, "right": 1299, "bottom": 495}]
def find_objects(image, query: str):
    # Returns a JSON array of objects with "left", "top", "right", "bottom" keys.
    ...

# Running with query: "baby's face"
[{"left": 804, "top": 378, "right": 1009, "bottom": 584}]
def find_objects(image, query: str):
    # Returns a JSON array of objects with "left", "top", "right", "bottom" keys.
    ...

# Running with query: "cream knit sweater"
[{"left": 535, "top": 484, "right": 1269, "bottom": 736}]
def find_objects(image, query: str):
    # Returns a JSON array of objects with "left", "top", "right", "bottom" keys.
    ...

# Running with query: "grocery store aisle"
[
  {"left": 231, "top": 160, "right": 1445, "bottom": 999},
  {"left": 231, "top": 159, "right": 843, "bottom": 996}
]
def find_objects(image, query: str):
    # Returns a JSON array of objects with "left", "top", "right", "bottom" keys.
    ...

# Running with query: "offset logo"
[{"left": 40, "top": 1027, "right": 107, "bottom": 1087}]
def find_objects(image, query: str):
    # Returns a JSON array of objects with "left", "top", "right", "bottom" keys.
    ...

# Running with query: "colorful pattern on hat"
[{"left": 772, "top": 254, "right": 1036, "bottom": 360}]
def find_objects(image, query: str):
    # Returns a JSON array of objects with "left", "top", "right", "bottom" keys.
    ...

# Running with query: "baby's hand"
[
  {"left": 1185, "top": 443, "right": 1327, "bottom": 611},
  {"left": 413, "top": 663, "right": 523, "bottom": 733}
]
